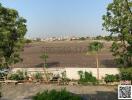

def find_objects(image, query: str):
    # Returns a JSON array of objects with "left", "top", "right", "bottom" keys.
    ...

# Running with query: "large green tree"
[
  {"left": 0, "top": 3, "right": 27, "bottom": 69},
  {"left": 102, "top": 0, "right": 132, "bottom": 66}
]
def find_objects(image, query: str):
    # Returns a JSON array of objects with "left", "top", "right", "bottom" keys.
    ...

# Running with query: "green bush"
[
  {"left": 79, "top": 37, "right": 86, "bottom": 40},
  {"left": 0, "top": 72, "right": 6, "bottom": 79},
  {"left": 61, "top": 71, "right": 70, "bottom": 82},
  {"left": 34, "top": 72, "right": 43, "bottom": 80},
  {"left": 78, "top": 71, "right": 98, "bottom": 85},
  {"left": 104, "top": 74, "right": 120, "bottom": 83},
  {"left": 0, "top": 69, "right": 8, "bottom": 79},
  {"left": 33, "top": 89, "right": 82, "bottom": 100},
  {"left": 120, "top": 68, "right": 132, "bottom": 81},
  {"left": 8, "top": 70, "right": 28, "bottom": 80},
  {"left": 25, "top": 39, "right": 32, "bottom": 44}
]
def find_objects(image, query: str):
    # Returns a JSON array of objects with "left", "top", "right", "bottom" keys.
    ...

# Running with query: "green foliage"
[
  {"left": 79, "top": 37, "right": 86, "bottom": 40},
  {"left": 102, "top": 0, "right": 132, "bottom": 66},
  {"left": 0, "top": 69, "right": 8, "bottom": 79},
  {"left": 34, "top": 72, "right": 43, "bottom": 80},
  {"left": 61, "top": 71, "right": 67, "bottom": 80},
  {"left": 33, "top": 89, "right": 82, "bottom": 100},
  {"left": 88, "top": 41, "right": 104, "bottom": 54},
  {"left": 40, "top": 52, "right": 48, "bottom": 68},
  {"left": 25, "top": 39, "right": 32, "bottom": 44},
  {"left": 61, "top": 71, "right": 70, "bottom": 83},
  {"left": 0, "top": 72, "right": 6, "bottom": 79},
  {"left": 95, "top": 35, "right": 103, "bottom": 40},
  {"left": 78, "top": 71, "right": 84, "bottom": 79},
  {"left": 8, "top": 70, "right": 28, "bottom": 80},
  {"left": 95, "top": 35, "right": 119, "bottom": 41},
  {"left": 0, "top": 4, "right": 27, "bottom": 68},
  {"left": 104, "top": 74, "right": 120, "bottom": 83},
  {"left": 120, "top": 68, "right": 132, "bottom": 80},
  {"left": 78, "top": 71, "right": 98, "bottom": 85}
]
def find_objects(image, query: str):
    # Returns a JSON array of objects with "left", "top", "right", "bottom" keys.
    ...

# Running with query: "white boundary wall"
[{"left": 11, "top": 68, "right": 119, "bottom": 80}]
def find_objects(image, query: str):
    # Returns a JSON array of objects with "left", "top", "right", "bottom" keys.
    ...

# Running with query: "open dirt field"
[
  {"left": 1, "top": 84, "right": 118, "bottom": 100},
  {"left": 15, "top": 40, "right": 117, "bottom": 68}
]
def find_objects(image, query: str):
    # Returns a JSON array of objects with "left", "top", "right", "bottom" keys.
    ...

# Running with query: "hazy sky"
[{"left": 1, "top": 0, "right": 112, "bottom": 38}]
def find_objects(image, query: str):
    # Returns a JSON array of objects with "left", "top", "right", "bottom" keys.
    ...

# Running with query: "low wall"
[
  {"left": 65, "top": 68, "right": 119, "bottom": 79},
  {"left": 11, "top": 68, "right": 119, "bottom": 80}
]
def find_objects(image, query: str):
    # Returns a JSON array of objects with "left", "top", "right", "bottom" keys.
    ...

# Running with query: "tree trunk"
[
  {"left": 43, "top": 60, "right": 48, "bottom": 83},
  {"left": 43, "top": 66, "right": 48, "bottom": 82},
  {"left": 96, "top": 54, "right": 99, "bottom": 80},
  {"left": 0, "top": 83, "right": 2, "bottom": 98}
]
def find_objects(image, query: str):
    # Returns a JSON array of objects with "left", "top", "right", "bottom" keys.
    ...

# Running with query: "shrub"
[
  {"left": 120, "top": 68, "right": 132, "bottom": 81},
  {"left": 34, "top": 72, "right": 43, "bottom": 80},
  {"left": 61, "top": 71, "right": 66, "bottom": 79},
  {"left": 0, "top": 72, "right": 6, "bottom": 79},
  {"left": 78, "top": 71, "right": 98, "bottom": 85},
  {"left": 78, "top": 71, "right": 84, "bottom": 79},
  {"left": 104, "top": 74, "right": 120, "bottom": 83},
  {"left": 25, "top": 39, "right": 32, "bottom": 44},
  {"left": 33, "top": 89, "right": 82, "bottom": 100},
  {"left": 61, "top": 71, "right": 70, "bottom": 81},
  {"left": 0, "top": 69, "right": 9, "bottom": 79},
  {"left": 8, "top": 70, "right": 28, "bottom": 80},
  {"left": 79, "top": 37, "right": 86, "bottom": 40}
]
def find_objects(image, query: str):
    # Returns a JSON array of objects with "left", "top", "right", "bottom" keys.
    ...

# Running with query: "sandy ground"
[{"left": 1, "top": 83, "right": 118, "bottom": 100}]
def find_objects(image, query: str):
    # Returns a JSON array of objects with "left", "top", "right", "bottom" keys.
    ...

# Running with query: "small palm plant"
[
  {"left": 40, "top": 52, "right": 49, "bottom": 82},
  {"left": 87, "top": 41, "right": 104, "bottom": 80},
  {"left": 40, "top": 52, "right": 48, "bottom": 68}
]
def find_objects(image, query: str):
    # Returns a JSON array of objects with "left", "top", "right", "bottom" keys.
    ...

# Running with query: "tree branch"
[{"left": 125, "top": 0, "right": 132, "bottom": 15}]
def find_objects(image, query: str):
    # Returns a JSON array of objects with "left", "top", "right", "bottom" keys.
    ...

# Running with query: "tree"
[
  {"left": 0, "top": 3, "right": 27, "bottom": 69},
  {"left": 40, "top": 52, "right": 49, "bottom": 82},
  {"left": 25, "top": 39, "right": 32, "bottom": 44},
  {"left": 79, "top": 37, "right": 86, "bottom": 40},
  {"left": 87, "top": 42, "right": 104, "bottom": 80},
  {"left": 95, "top": 35, "right": 103, "bottom": 40},
  {"left": 40, "top": 52, "right": 48, "bottom": 68},
  {"left": 102, "top": 0, "right": 132, "bottom": 66}
]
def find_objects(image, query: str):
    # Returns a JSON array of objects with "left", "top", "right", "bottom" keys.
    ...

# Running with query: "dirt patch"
[{"left": 14, "top": 41, "right": 117, "bottom": 68}]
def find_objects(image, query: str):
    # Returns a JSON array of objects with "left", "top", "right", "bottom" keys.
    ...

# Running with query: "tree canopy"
[
  {"left": 0, "top": 3, "right": 27, "bottom": 68},
  {"left": 102, "top": 0, "right": 132, "bottom": 66},
  {"left": 88, "top": 42, "right": 104, "bottom": 54}
]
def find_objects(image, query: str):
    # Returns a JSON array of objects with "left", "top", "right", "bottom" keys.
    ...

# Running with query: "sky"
[{"left": 0, "top": 0, "right": 112, "bottom": 38}]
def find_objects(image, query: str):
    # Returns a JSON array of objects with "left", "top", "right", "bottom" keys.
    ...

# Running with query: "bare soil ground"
[
  {"left": 15, "top": 40, "right": 117, "bottom": 68},
  {"left": 1, "top": 83, "right": 118, "bottom": 100}
]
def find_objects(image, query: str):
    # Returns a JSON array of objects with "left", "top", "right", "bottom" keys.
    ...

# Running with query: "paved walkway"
[{"left": 1, "top": 83, "right": 118, "bottom": 100}]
